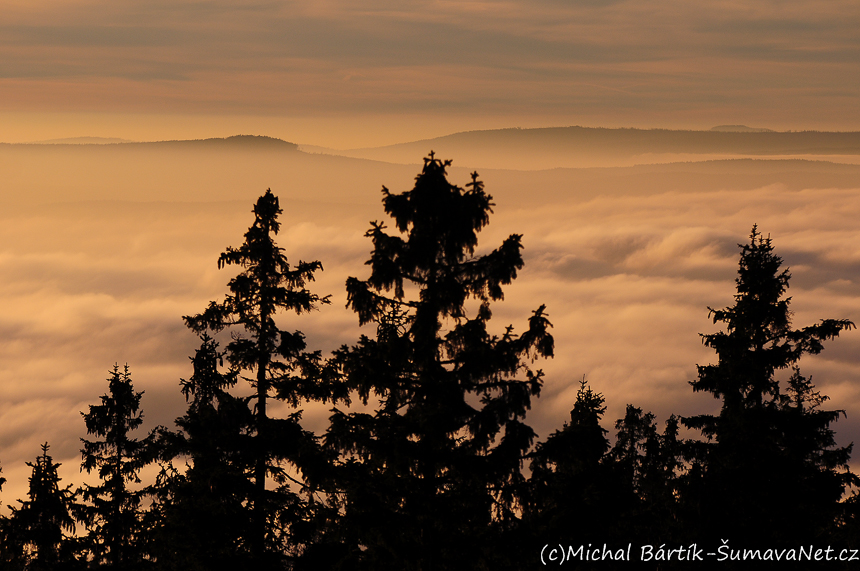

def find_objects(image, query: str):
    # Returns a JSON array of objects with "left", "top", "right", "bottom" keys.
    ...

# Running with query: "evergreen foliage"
[
  {"left": 323, "top": 154, "right": 553, "bottom": 570},
  {"left": 683, "top": 226, "right": 857, "bottom": 544},
  {"left": 525, "top": 379, "right": 625, "bottom": 557},
  {"left": 183, "top": 188, "right": 332, "bottom": 567},
  {"left": 7, "top": 444, "right": 78, "bottom": 570},
  {"left": 529, "top": 379, "right": 609, "bottom": 488},
  {"left": 773, "top": 368, "right": 860, "bottom": 537},
  {"left": 609, "top": 407, "right": 684, "bottom": 544},
  {"left": 147, "top": 334, "right": 256, "bottom": 570},
  {"left": 78, "top": 365, "right": 159, "bottom": 569},
  {"left": 0, "top": 461, "right": 25, "bottom": 569}
]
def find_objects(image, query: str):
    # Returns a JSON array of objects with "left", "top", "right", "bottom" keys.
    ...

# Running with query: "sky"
[
  {"left": 2, "top": 0, "right": 860, "bottom": 146},
  {"left": 1, "top": 0, "right": 860, "bottom": 511}
]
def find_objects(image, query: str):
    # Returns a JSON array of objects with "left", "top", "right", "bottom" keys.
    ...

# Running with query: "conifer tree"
[
  {"left": 183, "top": 189, "right": 331, "bottom": 566},
  {"left": 79, "top": 365, "right": 158, "bottom": 569},
  {"left": 148, "top": 334, "right": 256, "bottom": 570},
  {"left": 530, "top": 379, "right": 609, "bottom": 485},
  {"left": 610, "top": 405, "right": 658, "bottom": 497},
  {"left": 683, "top": 226, "right": 856, "bottom": 543},
  {"left": 324, "top": 154, "right": 553, "bottom": 570},
  {"left": 525, "top": 379, "right": 617, "bottom": 549},
  {"left": 9, "top": 443, "right": 78, "bottom": 570},
  {"left": 609, "top": 407, "right": 684, "bottom": 543},
  {"left": 773, "top": 368, "right": 860, "bottom": 537},
  {"left": 0, "top": 464, "right": 24, "bottom": 569}
]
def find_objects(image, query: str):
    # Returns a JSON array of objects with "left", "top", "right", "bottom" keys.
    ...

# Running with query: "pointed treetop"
[
  {"left": 733, "top": 224, "right": 790, "bottom": 311},
  {"left": 570, "top": 376, "right": 607, "bottom": 426},
  {"left": 689, "top": 225, "right": 854, "bottom": 413},
  {"left": 253, "top": 188, "right": 282, "bottom": 234}
]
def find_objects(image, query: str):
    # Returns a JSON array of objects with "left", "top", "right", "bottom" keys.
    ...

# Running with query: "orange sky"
[{"left": 2, "top": 0, "right": 860, "bottom": 145}]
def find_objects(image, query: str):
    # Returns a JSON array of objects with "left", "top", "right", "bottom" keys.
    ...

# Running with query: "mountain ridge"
[
  {"left": 299, "top": 126, "right": 860, "bottom": 170},
  {"left": 9, "top": 134, "right": 298, "bottom": 150}
]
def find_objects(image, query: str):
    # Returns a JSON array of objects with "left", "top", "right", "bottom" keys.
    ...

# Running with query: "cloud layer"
[
  {"left": 0, "top": 143, "right": 859, "bottom": 507},
  {"left": 1, "top": 0, "right": 859, "bottom": 134}
]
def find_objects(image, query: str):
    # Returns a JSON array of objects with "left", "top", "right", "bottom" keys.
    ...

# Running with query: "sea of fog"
[{"left": 0, "top": 137, "right": 859, "bottom": 506}]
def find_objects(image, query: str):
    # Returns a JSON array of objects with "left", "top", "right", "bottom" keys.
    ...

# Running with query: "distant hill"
[
  {"left": 124, "top": 135, "right": 299, "bottom": 150},
  {"left": 28, "top": 137, "right": 135, "bottom": 144},
  {"left": 17, "top": 135, "right": 298, "bottom": 150},
  {"left": 2, "top": 131, "right": 859, "bottom": 207},
  {"left": 710, "top": 125, "right": 774, "bottom": 133},
  {"left": 306, "top": 126, "right": 860, "bottom": 169}
]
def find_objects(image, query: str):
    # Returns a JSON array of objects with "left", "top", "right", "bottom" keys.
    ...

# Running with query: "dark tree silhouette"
[
  {"left": 526, "top": 383, "right": 686, "bottom": 558},
  {"left": 148, "top": 334, "right": 256, "bottom": 570},
  {"left": 683, "top": 226, "right": 856, "bottom": 544},
  {"left": 611, "top": 405, "right": 659, "bottom": 498},
  {"left": 525, "top": 379, "right": 619, "bottom": 551},
  {"left": 184, "top": 188, "right": 331, "bottom": 566},
  {"left": 609, "top": 407, "right": 684, "bottom": 544},
  {"left": 79, "top": 365, "right": 159, "bottom": 569},
  {"left": 8, "top": 443, "right": 78, "bottom": 571},
  {"left": 773, "top": 368, "right": 860, "bottom": 538},
  {"left": 529, "top": 379, "right": 609, "bottom": 495},
  {"left": 0, "top": 457, "right": 29, "bottom": 570},
  {"left": 323, "top": 154, "right": 553, "bottom": 570}
]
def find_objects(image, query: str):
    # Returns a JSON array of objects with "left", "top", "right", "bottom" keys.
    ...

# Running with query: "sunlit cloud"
[
  {"left": 0, "top": 0, "right": 858, "bottom": 131},
  {"left": 0, "top": 145, "right": 859, "bottom": 507}
]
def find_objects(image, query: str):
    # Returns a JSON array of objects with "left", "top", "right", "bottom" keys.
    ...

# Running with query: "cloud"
[
  {"left": 477, "top": 179, "right": 860, "bottom": 446},
  {"left": 1, "top": 144, "right": 860, "bottom": 506},
  {"left": 0, "top": 0, "right": 858, "bottom": 127}
]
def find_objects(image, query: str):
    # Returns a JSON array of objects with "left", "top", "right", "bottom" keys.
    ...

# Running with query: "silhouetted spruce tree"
[
  {"left": 608, "top": 407, "right": 684, "bottom": 544},
  {"left": 610, "top": 405, "right": 658, "bottom": 501},
  {"left": 833, "top": 491, "right": 860, "bottom": 559},
  {"left": 323, "top": 154, "right": 553, "bottom": 570},
  {"left": 0, "top": 464, "right": 25, "bottom": 570},
  {"left": 525, "top": 379, "right": 618, "bottom": 554},
  {"left": 148, "top": 334, "right": 256, "bottom": 570},
  {"left": 184, "top": 189, "right": 331, "bottom": 567},
  {"left": 79, "top": 365, "right": 159, "bottom": 569},
  {"left": 773, "top": 368, "right": 860, "bottom": 538},
  {"left": 8, "top": 443, "right": 79, "bottom": 571},
  {"left": 683, "top": 226, "right": 856, "bottom": 545}
]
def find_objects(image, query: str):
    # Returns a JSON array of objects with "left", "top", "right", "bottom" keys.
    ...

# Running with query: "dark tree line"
[{"left": 0, "top": 155, "right": 858, "bottom": 569}]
